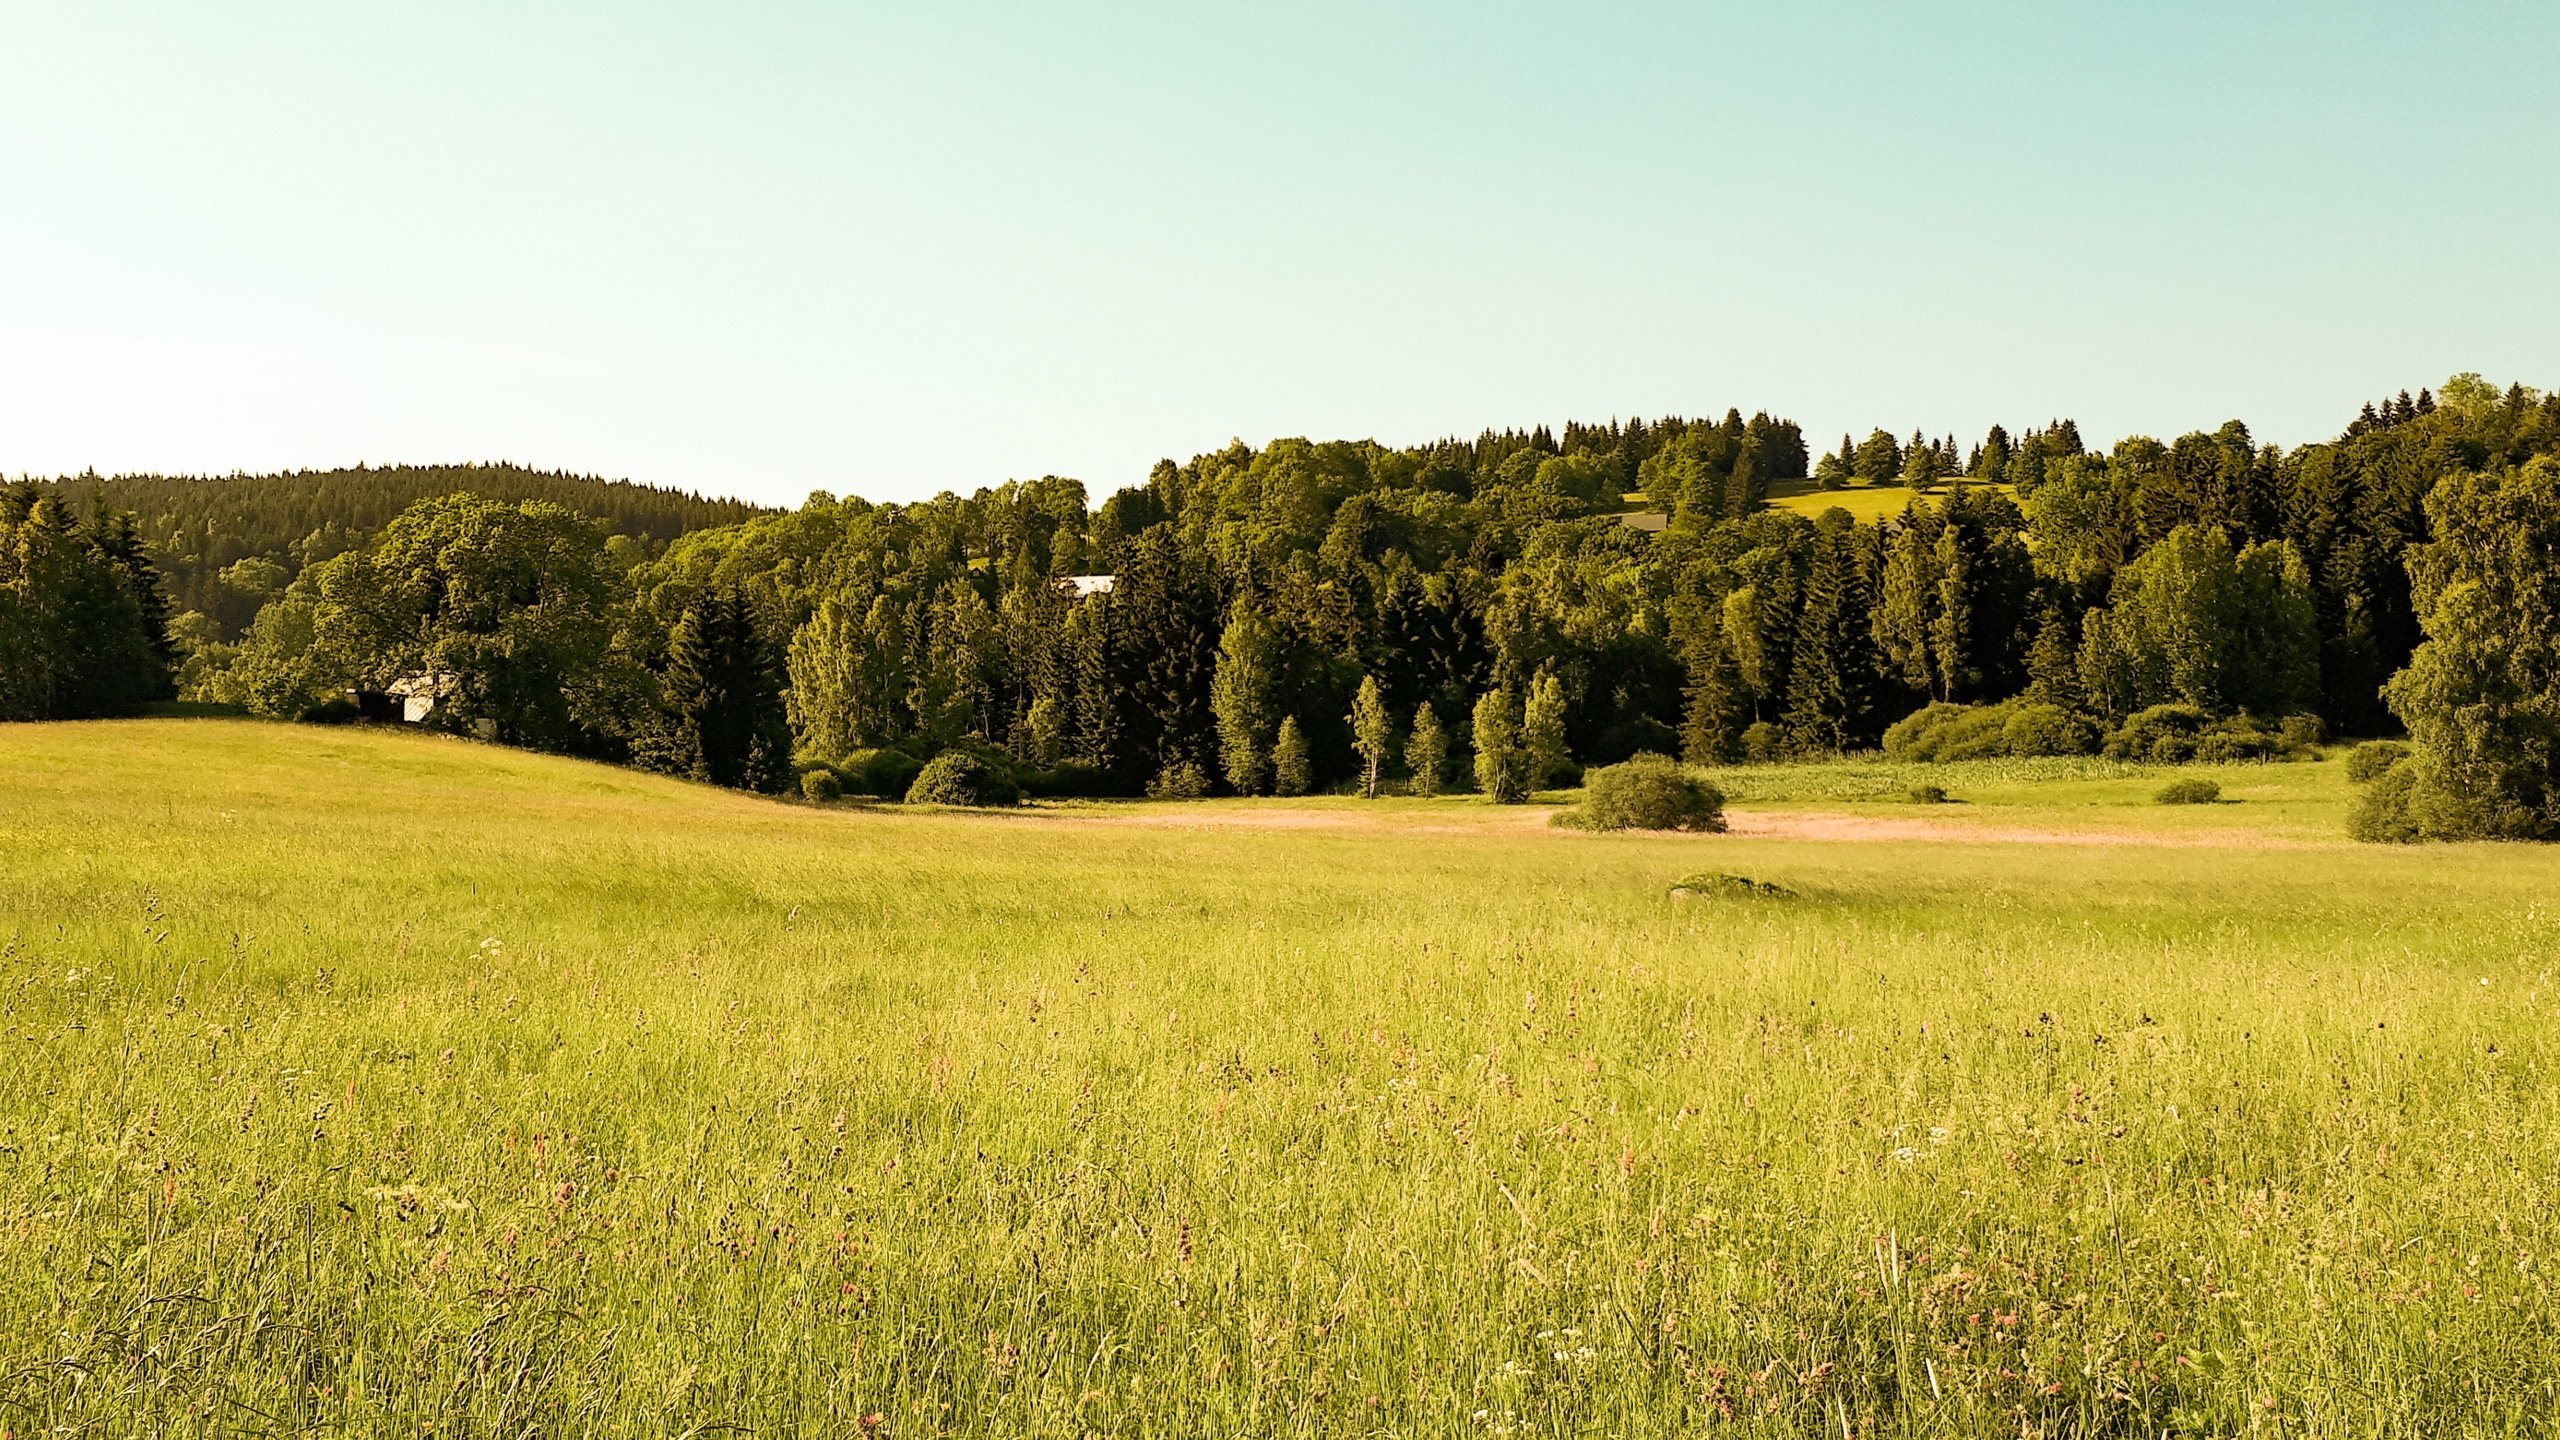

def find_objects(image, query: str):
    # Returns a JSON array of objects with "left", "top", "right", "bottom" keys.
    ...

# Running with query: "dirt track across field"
[{"left": 1000, "top": 803, "right": 2324, "bottom": 849}]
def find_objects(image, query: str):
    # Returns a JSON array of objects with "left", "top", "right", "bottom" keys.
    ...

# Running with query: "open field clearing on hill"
[{"left": 4, "top": 720, "right": 2558, "bottom": 1436}]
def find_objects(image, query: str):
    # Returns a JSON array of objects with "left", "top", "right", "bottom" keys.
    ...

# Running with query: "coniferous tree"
[
  {"left": 660, "top": 580, "right": 793, "bottom": 792},
  {"left": 1271, "top": 716, "right": 1314, "bottom": 797}
]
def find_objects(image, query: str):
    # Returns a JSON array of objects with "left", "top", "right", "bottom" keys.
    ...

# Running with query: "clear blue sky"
[{"left": 3, "top": 2, "right": 2554, "bottom": 507}]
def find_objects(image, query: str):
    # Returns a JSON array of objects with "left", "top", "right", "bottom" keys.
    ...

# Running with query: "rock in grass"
[{"left": 1669, "top": 872, "right": 1793, "bottom": 900}]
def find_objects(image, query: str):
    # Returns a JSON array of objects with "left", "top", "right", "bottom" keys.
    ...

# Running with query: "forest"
[{"left": 8, "top": 374, "right": 2557, "bottom": 839}]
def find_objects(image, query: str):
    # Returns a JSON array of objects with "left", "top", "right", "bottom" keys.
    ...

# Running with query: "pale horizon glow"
[{"left": 3, "top": 3, "right": 2555, "bottom": 508}]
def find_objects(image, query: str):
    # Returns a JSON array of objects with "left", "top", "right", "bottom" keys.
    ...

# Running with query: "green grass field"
[
  {"left": 5, "top": 720, "right": 2558, "bottom": 1436},
  {"left": 1765, "top": 479, "right": 2017, "bottom": 524}
]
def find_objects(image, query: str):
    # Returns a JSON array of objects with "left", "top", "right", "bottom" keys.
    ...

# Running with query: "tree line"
[{"left": 13, "top": 380, "right": 2559, "bottom": 839}]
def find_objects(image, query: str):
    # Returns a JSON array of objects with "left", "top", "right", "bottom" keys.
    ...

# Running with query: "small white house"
[{"left": 1061, "top": 574, "right": 1117, "bottom": 598}]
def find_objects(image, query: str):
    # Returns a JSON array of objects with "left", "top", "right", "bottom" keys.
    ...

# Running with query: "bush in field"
[
  {"left": 2002, "top": 703, "right": 2100, "bottom": 758},
  {"left": 1741, "top": 721, "right": 1783, "bottom": 763},
  {"left": 2280, "top": 713, "right": 2326, "bottom": 750},
  {"left": 2104, "top": 704, "right": 2211, "bottom": 762},
  {"left": 2348, "top": 759, "right": 2422, "bottom": 842},
  {"left": 1564, "top": 754, "right": 1726, "bottom": 832},
  {"left": 1884, "top": 702, "right": 2016, "bottom": 761},
  {"left": 2347, "top": 741, "right": 2410, "bottom": 784},
  {"left": 2155, "top": 777, "right": 2221, "bottom": 805},
  {"left": 840, "top": 747, "right": 923, "bottom": 799},
  {"left": 905, "top": 751, "right": 1019, "bottom": 807},
  {"left": 800, "top": 768, "right": 843, "bottom": 803},
  {"left": 1908, "top": 783, "right": 1949, "bottom": 805},
  {"left": 1146, "top": 760, "right": 1210, "bottom": 800}
]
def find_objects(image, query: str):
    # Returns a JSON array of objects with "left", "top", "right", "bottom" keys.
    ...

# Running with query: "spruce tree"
[
  {"left": 663, "top": 580, "right": 792, "bottom": 792},
  {"left": 1271, "top": 716, "right": 1313, "bottom": 797}
]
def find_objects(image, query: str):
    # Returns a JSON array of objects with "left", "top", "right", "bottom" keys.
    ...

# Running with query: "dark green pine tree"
[
  {"left": 1678, "top": 620, "right": 1750, "bottom": 763},
  {"left": 1778, "top": 526, "right": 1851, "bottom": 756},
  {"left": 664, "top": 580, "right": 794, "bottom": 792},
  {"left": 2023, "top": 608, "right": 2082, "bottom": 708}
]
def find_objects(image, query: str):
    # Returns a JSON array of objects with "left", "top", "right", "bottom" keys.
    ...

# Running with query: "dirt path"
[{"left": 992, "top": 802, "right": 2324, "bottom": 849}]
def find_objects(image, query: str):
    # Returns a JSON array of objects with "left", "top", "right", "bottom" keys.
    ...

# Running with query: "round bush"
[
  {"left": 1908, "top": 783, "right": 1949, "bottom": 805},
  {"left": 839, "top": 747, "right": 924, "bottom": 799},
  {"left": 1741, "top": 721, "right": 1782, "bottom": 763},
  {"left": 2154, "top": 777, "right": 2222, "bottom": 805},
  {"left": 1145, "top": 760, "right": 1210, "bottom": 800},
  {"left": 2346, "top": 741, "right": 2410, "bottom": 784},
  {"left": 2347, "top": 757, "right": 2420, "bottom": 842},
  {"left": 904, "top": 751, "right": 1019, "bottom": 807},
  {"left": 298, "top": 695, "right": 360, "bottom": 725},
  {"left": 2001, "top": 703, "right": 2099, "bottom": 758},
  {"left": 1571, "top": 754, "right": 1727, "bottom": 832},
  {"left": 800, "top": 768, "right": 843, "bottom": 803}
]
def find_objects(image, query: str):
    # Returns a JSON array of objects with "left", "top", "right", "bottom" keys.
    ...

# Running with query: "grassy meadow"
[{"left": 4, "top": 720, "right": 2559, "bottom": 1436}]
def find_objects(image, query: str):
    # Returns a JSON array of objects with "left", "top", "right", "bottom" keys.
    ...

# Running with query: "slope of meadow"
[{"left": 3, "top": 721, "right": 2557, "bottom": 1436}]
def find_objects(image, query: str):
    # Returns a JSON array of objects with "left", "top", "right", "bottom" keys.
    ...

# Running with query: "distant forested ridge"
[
  {"left": 16, "top": 379, "right": 2560, "bottom": 836},
  {"left": 40, "top": 462, "right": 770, "bottom": 636}
]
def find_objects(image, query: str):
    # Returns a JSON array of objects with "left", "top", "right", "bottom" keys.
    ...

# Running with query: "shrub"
[
  {"left": 1883, "top": 702, "right": 2010, "bottom": 762},
  {"left": 2002, "top": 704, "right": 2100, "bottom": 758},
  {"left": 2155, "top": 777, "right": 2222, "bottom": 805},
  {"left": 1741, "top": 722, "right": 1782, "bottom": 764},
  {"left": 1668, "top": 872, "right": 1791, "bottom": 899},
  {"left": 1908, "top": 784, "right": 1949, "bottom": 805},
  {"left": 904, "top": 751, "right": 1019, "bottom": 807},
  {"left": 800, "top": 768, "right": 843, "bottom": 803},
  {"left": 840, "top": 748, "right": 923, "bottom": 799},
  {"left": 2279, "top": 713, "right": 2325, "bottom": 749},
  {"left": 2347, "top": 759, "right": 2421, "bottom": 842},
  {"left": 1146, "top": 760, "right": 1210, "bottom": 800},
  {"left": 2346, "top": 741, "right": 2410, "bottom": 784},
  {"left": 2190, "top": 728, "right": 2285, "bottom": 763},
  {"left": 2105, "top": 704, "right": 2212, "bottom": 762},
  {"left": 1566, "top": 754, "right": 1726, "bottom": 833},
  {"left": 298, "top": 695, "right": 360, "bottom": 725}
]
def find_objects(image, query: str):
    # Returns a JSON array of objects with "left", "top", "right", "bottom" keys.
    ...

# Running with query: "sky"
[{"left": 2, "top": 2, "right": 2555, "bottom": 508}]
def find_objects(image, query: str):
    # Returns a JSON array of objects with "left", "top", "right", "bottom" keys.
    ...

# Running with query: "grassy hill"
[{"left": 5, "top": 719, "right": 2558, "bottom": 1433}]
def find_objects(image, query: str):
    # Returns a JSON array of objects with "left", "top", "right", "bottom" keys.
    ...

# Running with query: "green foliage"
[
  {"left": 648, "top": 579, "right": 793, "bottom": 792},
  {"left": 2003, "top": 702, "right": 2101, "bottom": 758},
  {"left": 1668, "top": 871, "right": 1794, "bottom": 899},
  {"left": 2346, "top": 741, "right": 2410, "bottom": 784},
  {"left": 1349, "top": 675, "right": 1392, "bottom": 799},
  {"left": 39, "top": 462, "right": 764, "bottom": 638},
  {"left": 2372, "top": 458, "right": 2560, "bottom": 840},
  {"left": 1403, "top": 703, "right": 1447, "bottom": 797},
  {"left": 836, "top": 747, "right": 923, "bottom": 800},
  {"left": 2102, "top": 704, "right": 2311, "bottom": 765},
  {"left": 1521, "top": 667, "right": 1572, "bottom": 788},
  {"left": 0, "top": 488, "right": 172, "bottom": 719},
  {"left": 1211, "top": 603, "right": 1283, "bottom": 795},
  {"left": 1145, "top": 759, "right": 1210, "bottom": 800},
  {"left": 1471, "top": 689, "right": 1528, "bottom": 802},
  {"left": 1562, "top": 753, "right": 1727, "bottom": 832},
  {"left": 1270, "top": 717, "right": 1313, "bottom": 798},
  {"left": 2075, "top": 525, "right": 2319, "bottom": 721},
  {"left": 1908, "top": 783, "right": 1949, "bottom": 805},
  {"left": 1884, "top": 701, "right": 2018, "bottom": 762},
  {"left": 800, "top": 768, "right": 843, "bottom": 802},
  {"left": 2155, "top": 777, "right": 2223, "bottom": 805},
  {"left": 905, "top": 750, "right": 1019, "bottom": 807}
]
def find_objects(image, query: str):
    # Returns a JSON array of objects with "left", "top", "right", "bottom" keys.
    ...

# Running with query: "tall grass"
[{"left": 3, "top": 720, "right": 2557, "bottom": 1436}]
